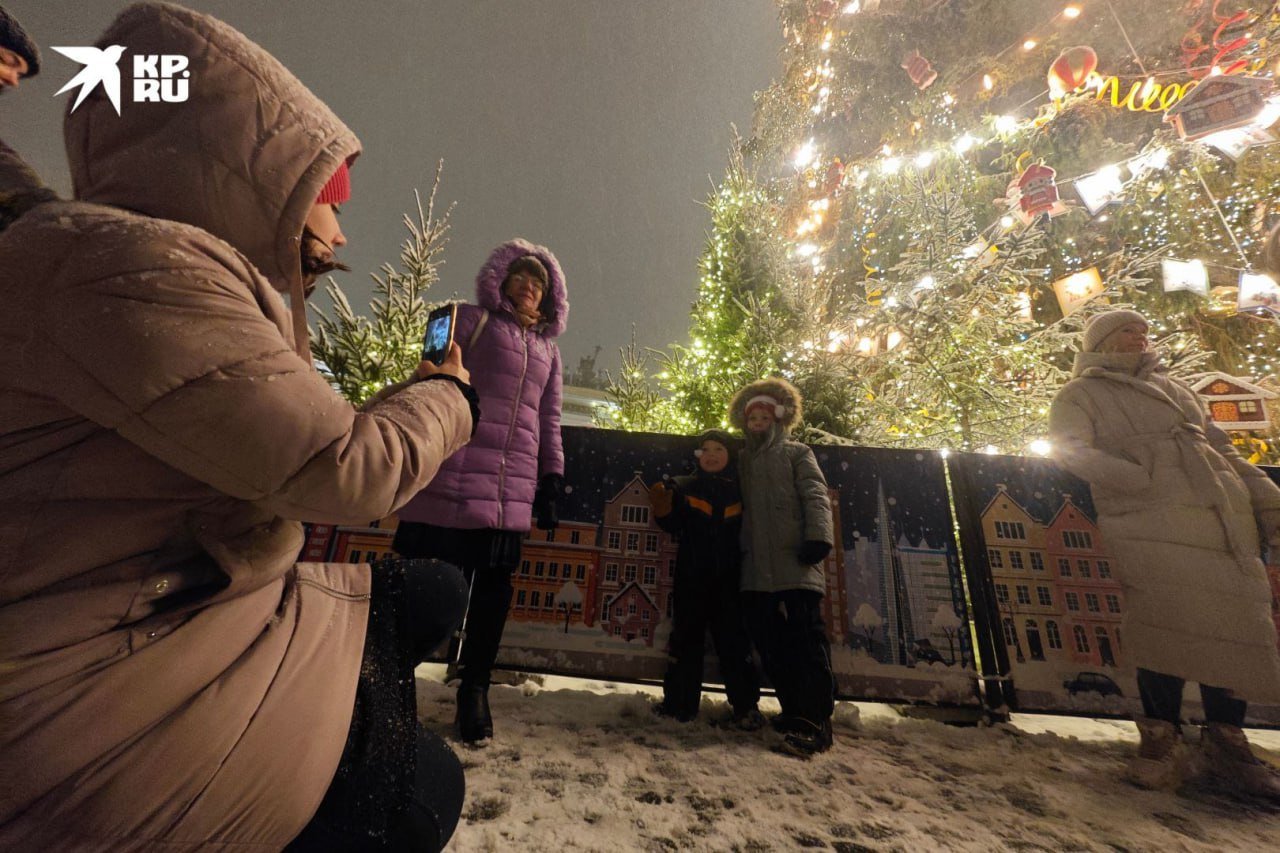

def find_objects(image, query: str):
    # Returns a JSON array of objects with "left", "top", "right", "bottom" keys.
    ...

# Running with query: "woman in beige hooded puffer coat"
[{"left": 1049, "top": 308, "right": 1280, "bottom": 797}]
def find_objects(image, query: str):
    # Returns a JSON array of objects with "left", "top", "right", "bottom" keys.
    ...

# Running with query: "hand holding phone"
[
  {"left": 416, "top": 343, "right": 470, "bottom": 385},
  {"left": 421, "top": 303, "right": 458, "bottom": 365}
]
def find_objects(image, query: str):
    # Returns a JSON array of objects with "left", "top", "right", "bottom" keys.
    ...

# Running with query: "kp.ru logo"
[{"left": 53, "top": 45, "right": 190, "bottom": 115}]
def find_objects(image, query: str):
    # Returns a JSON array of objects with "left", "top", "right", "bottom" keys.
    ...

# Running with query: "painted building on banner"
[
  {"left": 897, "top": 533, "right": 961, "bottom": 660},
  {"left": 1044, "top": 497, "right": 1123, "bottom": 668},
  {"left": 595, "top": 474, "right": 679, "bottom": 647},
  {"left": 871, "top": 482, "right": 910, "bottom": 664},
  {"left": 301, "top": 523, "right": 339, "bottom": 562},
  {"left": 981, "top": 486, "right": 1125, "bottom": 670},
  {"left": 982, "top": 485, "right": 1063, "bottom": 667},
  {"left": 330, "top": 517, "right": 400, "bottom": 564},
  {"left": 512, "top": 521, "right": 601, "bottom": 628},
  {"left": 820, "top": 488, "right": 849, "bottom": 648}
]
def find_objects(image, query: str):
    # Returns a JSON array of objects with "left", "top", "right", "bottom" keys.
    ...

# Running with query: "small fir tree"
[{"left": 311, "top": 161, "right": 454, "bottom": 404}]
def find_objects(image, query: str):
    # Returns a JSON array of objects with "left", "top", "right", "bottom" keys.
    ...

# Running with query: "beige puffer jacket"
[{"left": 0, "top": 4, "right": 472, "bottom": 849}]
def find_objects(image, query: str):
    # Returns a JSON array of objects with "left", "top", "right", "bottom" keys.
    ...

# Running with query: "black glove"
[
  {"left": 798, "top": 540, "right": 831, "bottom": 565},
  {"left": 533, "top": 473, "right": 563, "bottom": 531}
]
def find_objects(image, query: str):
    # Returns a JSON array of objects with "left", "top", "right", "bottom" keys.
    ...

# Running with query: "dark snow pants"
[
  {"left": 392, "top": 521, "right": 524, "bottom": 689},
  {"left": 663, "top": 575, "right": 760, "bottom": 719},
  {"left": 743, "top": 589, "right": 836, "bottom": 724},
  {"left": 289, "top": 558, "right": 469, "bottom": 852},
  {"left": 1137, "top": 667, "right": 1247, "bottom": 727}
]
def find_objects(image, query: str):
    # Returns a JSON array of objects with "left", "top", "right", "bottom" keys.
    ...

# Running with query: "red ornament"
[
  {"left": 1047, "top": 45, "right": 1098, "bottom": 97},
  {"left": 1014, "top": 163, "right": 1065, "bottom": 222},
  {"left": 901, "top": 50, "right": 938, "bottom": 90}
]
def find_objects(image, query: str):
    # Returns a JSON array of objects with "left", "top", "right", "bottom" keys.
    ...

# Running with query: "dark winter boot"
[
  {"left": 770, "top": 714, "right": 804, "bottom": 735},
  {"left": 653, "top": 701, "right": 696, "bottom": 723},
  {"left": 732, "top": 708, "right": 767, "bottom": 732},
  {"left": 780, "top": 717, "right": 833, "bottom": 758},
  {"left": 1200, "top": 722, "right": 1280, "bottom": 802},
  {"left": 456, "top": 684, "right": 493, "bottom": 745},
  {"left": 1124, "top": 717, "right": 1192, "bottom": 791}
]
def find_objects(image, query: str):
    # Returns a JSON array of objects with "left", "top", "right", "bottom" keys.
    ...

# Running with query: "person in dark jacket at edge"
[
  {"left": 648, "top": 430, "right": 764, "bottom": 729},
  {"left": 0, "top": 5, "right": 40, "bottom": 91},
  {"left": 393, "top": 239, "right": 568, "bottom": 745},
  {"left": 0, "top": 3, "right": 476, "bottom": 850}
]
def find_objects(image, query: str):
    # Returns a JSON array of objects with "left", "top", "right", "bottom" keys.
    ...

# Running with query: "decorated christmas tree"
[{"left": 639, "top": 0, "right": 1280, "bottom": 454}]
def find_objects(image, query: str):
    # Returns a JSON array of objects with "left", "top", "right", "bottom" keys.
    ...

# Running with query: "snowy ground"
[{"left": 416, "top": 665, "right": 1280, "bottom": 852}]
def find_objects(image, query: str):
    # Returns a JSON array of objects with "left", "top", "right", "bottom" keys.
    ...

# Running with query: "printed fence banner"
[
  {"left": 302, "top": 427, "right": 980, "bottom": 707},
  {"left": 949, "top": 452, "right": 1280, "bottom": 725}
]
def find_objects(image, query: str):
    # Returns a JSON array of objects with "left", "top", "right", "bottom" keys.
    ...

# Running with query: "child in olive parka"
[
  {"left": 648, "top": 430, "right": 762, "bottom": 727},
  {"left": 730, "top": 377, "right": 837, "bottom": 756}
]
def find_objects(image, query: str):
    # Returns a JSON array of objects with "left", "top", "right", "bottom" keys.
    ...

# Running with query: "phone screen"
[{"left": 422, "top": 307, "right": 455, "bottom": 364}]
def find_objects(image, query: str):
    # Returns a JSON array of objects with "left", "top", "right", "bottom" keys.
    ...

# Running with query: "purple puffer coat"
[{"left": 398, "top": 239, "right": 567, "bottom": 531}]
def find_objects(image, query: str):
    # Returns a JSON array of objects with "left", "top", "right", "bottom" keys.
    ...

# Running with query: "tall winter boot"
[
  {"left": 1124, "top": 717, "right": 1192, "bottom": 791},
  {"left": 1200, "top": 722, "right": 1280, "bottom": 802},
  {"left": 456, "top": 684, "right": 493, "bottom": 746}
]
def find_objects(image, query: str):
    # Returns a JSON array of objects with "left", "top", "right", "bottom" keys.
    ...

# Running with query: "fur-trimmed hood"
[
  {"left": 476, "top": 238, "right": 568, "bottom": 338},
  {"left": 729, "top": 377, "right": 803, "bottom": 431}
]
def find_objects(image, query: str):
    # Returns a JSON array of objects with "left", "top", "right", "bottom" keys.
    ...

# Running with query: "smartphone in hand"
[{"left": 422, "top": 303, "right": 458, "bottom": 365}]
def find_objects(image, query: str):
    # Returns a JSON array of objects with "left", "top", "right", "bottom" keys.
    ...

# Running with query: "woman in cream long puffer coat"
[{"left": 1049, "top": 308, "right": 1280, "bottom": 797}]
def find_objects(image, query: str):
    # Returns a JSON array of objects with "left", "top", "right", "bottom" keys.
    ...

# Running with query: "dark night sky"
[{"left": 0, "top": 0, "right": 781, "bottom": 376}]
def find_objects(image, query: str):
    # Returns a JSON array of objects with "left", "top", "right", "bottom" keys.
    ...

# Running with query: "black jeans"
[
  {"left": 393, "top": 521, "right": 524, "bottom": 689},
  {"left": 742, "top": 589, "right": 835, "bottom": 724},
  {"left": 1137, "top": 667, "right": 1247, "bottom": 727},
  {"left": 288, "top": 558, "right": 469, "bottom": 852},
  {"left": 664, "top": 575, "right": 760, "bottom": 719}
]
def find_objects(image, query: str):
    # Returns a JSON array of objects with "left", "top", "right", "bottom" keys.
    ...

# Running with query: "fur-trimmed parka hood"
[
  {"left": 729, "top": 377, "right": 803, "bottom": 432},
  {"left": 476, "top": 238, "right": 568, "bottom": 338}
]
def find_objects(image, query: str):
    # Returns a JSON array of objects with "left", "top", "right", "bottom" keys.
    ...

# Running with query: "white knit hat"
[{"left": 1082, "top": 309, "right": 1147, "bottom": 352}]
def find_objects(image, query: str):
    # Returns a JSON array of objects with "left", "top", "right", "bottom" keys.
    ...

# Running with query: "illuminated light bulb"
[
  {"left": 1029, "top": 439, "right": 1052, "bottom": 456},
  {"left": 1000, "top": 215, "right": 1016, "bottom": 229},
  {"left": 983, "top": 445, "right": 999, "bottom": 455},
  {"left": 886, "top": 296, "right": 900, "bottom": 308},
  {"left": 843, "top": 1, "right": 861, "bottom": 13},
  {"left": 983, "top": 74, "right": 995, "bottom": 91},
  {"left": 1210, "top": 65, "right": 1223, "bottom": 76},
  {"left": 1022, "top": 39, "right": 1038, "bottom": 51},
  {"left": 915, "top": 150, "right": 935, "bottom": 168},
  {"left": 1063, "top": 5, "right": 1082, "bottom": 18},
  {"left": 881, "top": 156, "right": 902, "bottom": 174},
  {"left": 857, "top": 337, "right": 875, "bottom": 354},
  {"left": 954, "top": 133, "right": 977, "bottom": 153},
  {"left": 943, "top": 93, "right": 956, "bottom": 106},
  {"left": 793, "top": 139, "right": 817, "bottom": 170},
  {"left": 994, "top": 115, "right": 1018, "bottom": 134},
  {"left": 796, "top": 243, "right": 819, "bottom": 258},
  {"left": 916, "top": 274, "right": 936, "bottom": 290},
  {"left": 881, "top": 144, "right": 893, "bottom": 156}
]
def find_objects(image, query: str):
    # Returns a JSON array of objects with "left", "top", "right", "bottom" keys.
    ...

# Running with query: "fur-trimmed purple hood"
[{"left": 476, "top": 238, "right": 569, "bottom": 338}]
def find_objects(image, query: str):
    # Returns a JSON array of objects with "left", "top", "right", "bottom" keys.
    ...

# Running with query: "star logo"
[{"left": 52, "top": 45, "right": 127, "bottom": 115}]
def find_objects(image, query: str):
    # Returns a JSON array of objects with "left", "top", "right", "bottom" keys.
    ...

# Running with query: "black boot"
[
  {"left": 456, "top": 684, "right": 493, "bottom": 745},
  {"left": 780, "top": 717, "right": 833, "bottom": 758}
]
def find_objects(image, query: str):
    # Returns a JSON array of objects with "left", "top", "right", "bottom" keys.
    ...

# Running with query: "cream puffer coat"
[{"left": 1049, "top": 351, "right": 1280, "bottom": 703}]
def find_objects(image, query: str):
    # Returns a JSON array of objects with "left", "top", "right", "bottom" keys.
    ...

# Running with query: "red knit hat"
[{"left": 316, "top": 161, "right": 351, "bottom": 205}]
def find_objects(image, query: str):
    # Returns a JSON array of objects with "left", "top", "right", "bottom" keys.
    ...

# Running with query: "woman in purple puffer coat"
[{"left": 394, "top": 238, "right": 566, "bottom": 744}]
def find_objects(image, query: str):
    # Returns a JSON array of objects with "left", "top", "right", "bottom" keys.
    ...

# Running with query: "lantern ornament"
[
  {"left": 1053, "top": 267, "right": 1105, "bottom": 315},
  {"left": 1047, "top": 45, "right": 1098, "bottom": 97}
]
